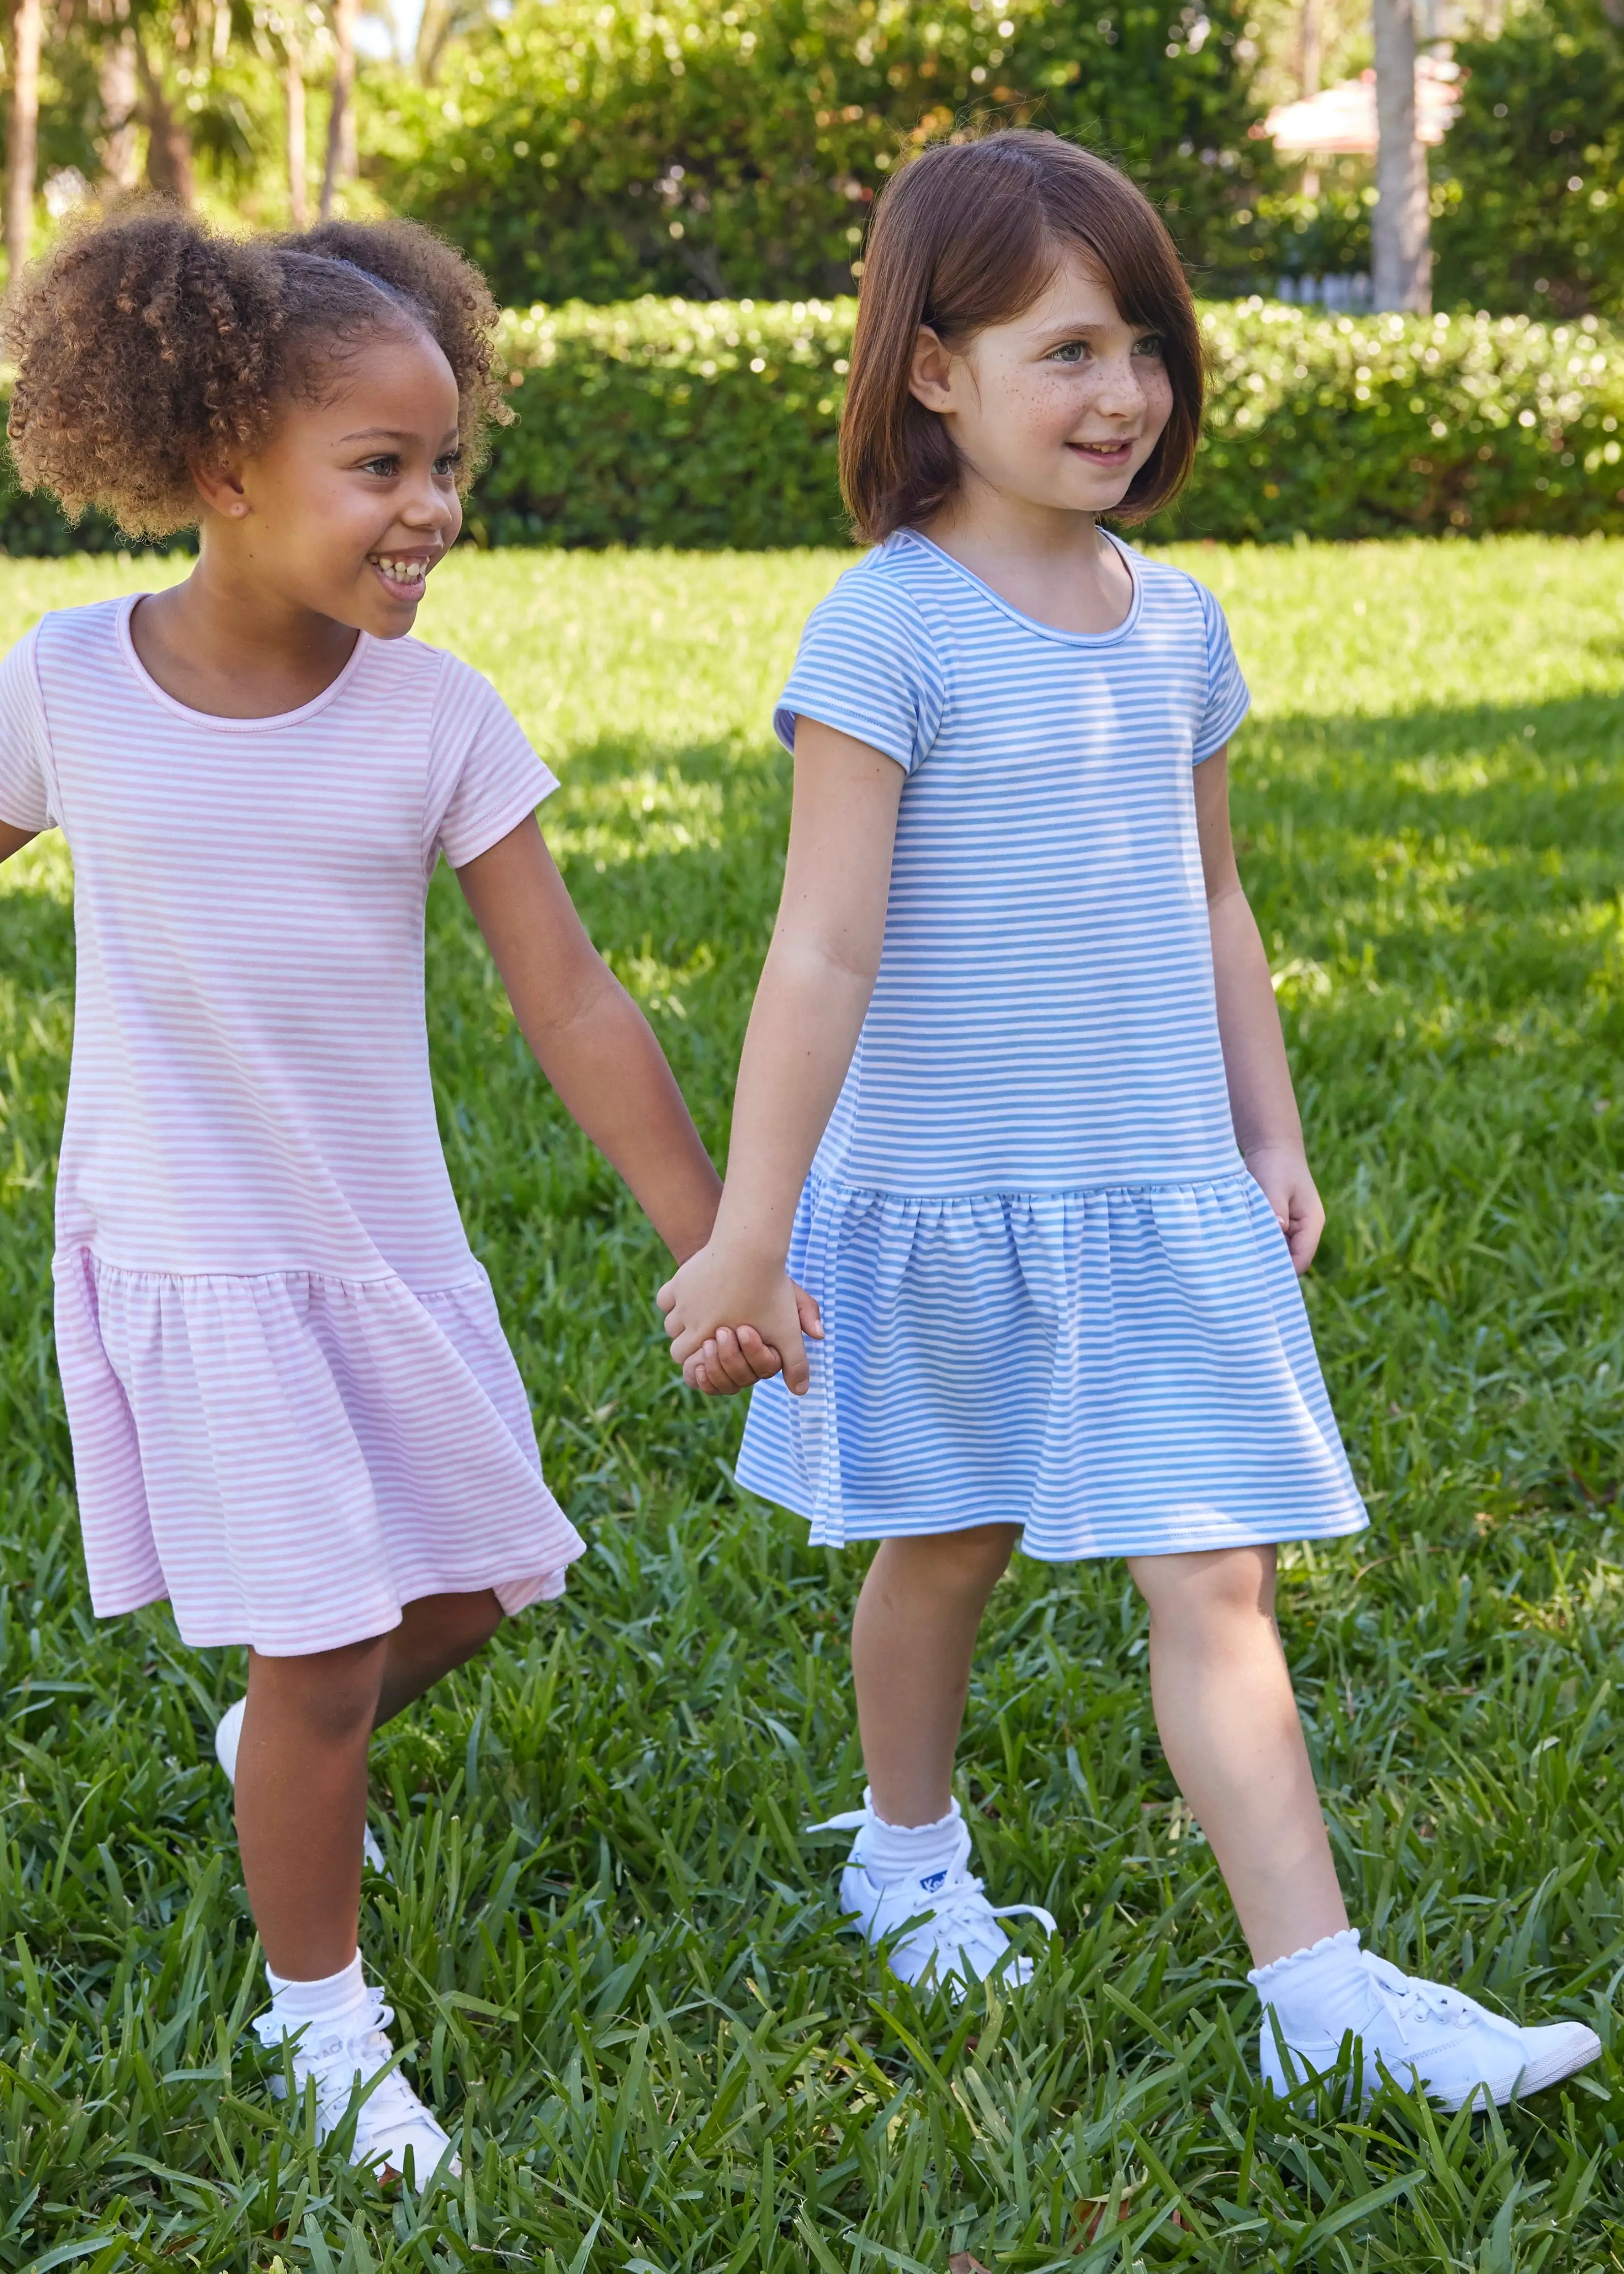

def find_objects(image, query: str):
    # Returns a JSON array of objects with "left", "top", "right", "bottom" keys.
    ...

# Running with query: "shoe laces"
[
  {"left": 347, "top": 2062, "right": 448, "bottom": 2161},
  {"left": 809, "top": 1807, "right": 1056, "bottom": 1970},
  {"left": 908, "top": 1861, "right": 1058, "bottom": 1957},
  {"left": 255, "top": 1991, "right": 455, "bottom": 2183},
  {"left": 1362, "top": 1956, "right": 1478, "bottom": 2042},
  {"left": 256, "top": 1993, "right": 407, "bottom": 2119}
]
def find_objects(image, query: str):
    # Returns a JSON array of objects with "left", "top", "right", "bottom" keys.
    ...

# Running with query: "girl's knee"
[
  {"left": 447, "top": 1589, "right": 504, "bottom": 1660},
  {"left": 407, "top": 1588, "right": 504, "bottom": 1662},
  {"left": 1128, "top": 1545, "right": 1277, "bottom": 1630},
  {"left": 248, "top": 1635, "right": 388, "bottom": 1747},
  {"left": 883, "top": 1523, "right": 1019, "bottom": 1601}
]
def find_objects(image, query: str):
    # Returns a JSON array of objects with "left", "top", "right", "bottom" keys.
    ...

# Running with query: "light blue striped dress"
[{"left": 735, "top": 530, "right": 1367, "bottom": 1558}]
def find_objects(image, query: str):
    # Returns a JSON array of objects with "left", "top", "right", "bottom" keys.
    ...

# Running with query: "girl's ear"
[
  {"left": 908, "top": 325, "right": 959, "bottom": 416},
  {"left": 189, "top": 453, "right": 251, "bottom": 519}
]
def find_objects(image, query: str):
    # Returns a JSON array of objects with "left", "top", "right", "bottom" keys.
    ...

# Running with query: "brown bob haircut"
[{"left": 839, "top": 129, "right": 1204, "bottom": 544}]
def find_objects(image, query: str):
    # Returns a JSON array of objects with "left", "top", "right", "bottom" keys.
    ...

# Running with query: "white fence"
[{"left": 1273, "top": 273, "right": 1375, "bottom": 310}]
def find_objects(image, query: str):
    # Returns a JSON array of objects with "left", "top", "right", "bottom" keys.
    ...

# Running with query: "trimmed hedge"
[
  {"left": 469, "top": 299, "right": 856, "bottom": 550},
  {"left": 0, "top": 477, "right": 172, "bottom": 559},
  {"left": 3, "top": 297, "right": 1623, "bottom": 554},
  {"left": 469, "top": 297, "right": 1624, "bottom": 549},
  {"left": 1172, "top": 300, "right": 1624, "bottom": 543}
]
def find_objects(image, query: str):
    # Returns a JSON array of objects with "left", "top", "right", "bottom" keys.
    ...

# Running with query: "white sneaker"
[
  {"left": 813, "top": 1807, "right": 1056, "bottom": 1997},
  {"left": 254, "top": 1987, "right": 459, "bottom": 2186},
  {"left": 1257, "top": 1942, "right": 1602, "bottom": 2111},
  {"left": 215, "top": 1699, "right": 388, "bottom": 1876}
]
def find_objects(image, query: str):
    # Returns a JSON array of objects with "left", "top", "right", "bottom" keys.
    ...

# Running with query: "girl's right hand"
[
  {"left": 656, "top": 1244, "right": 824, "bottom": 1395},
  {"left": 684, "top": 1322, "right": 794, "bottom": 1398}
]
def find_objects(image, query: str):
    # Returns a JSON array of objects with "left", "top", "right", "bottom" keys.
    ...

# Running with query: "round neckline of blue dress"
[{"left": 896, "top": 527, "right": 1143, "bottom": 648}]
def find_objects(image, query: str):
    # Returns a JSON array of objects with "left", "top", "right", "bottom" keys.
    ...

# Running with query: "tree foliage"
[
  {"left": 0, "top": 0, "right": 359, "bottom": 252},
  {"left": 370, "top": 0, "right": 1287, "bottom": 306},
  {"left": 1432, "top": 0, "right": 1624, "bottom": 321}
]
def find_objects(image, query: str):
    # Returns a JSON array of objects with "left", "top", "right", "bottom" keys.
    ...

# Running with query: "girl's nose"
[
  {"left": 1091, "top": 356, "right": 1148, "bottom": 417},
  {"left": 401, "top": 481, "right": 451, "bottom": 528}
]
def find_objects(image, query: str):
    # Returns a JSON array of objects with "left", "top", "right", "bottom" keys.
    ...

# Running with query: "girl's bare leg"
[
  {"left": 1126, "top": 1544, "right": 1347, "bottom": 1966},
  {"left": 233, "top": 1592, "right": 503, "bottom": 1978},
  {"left": 851, "top": 1525, "right": 1021, "bottom": 1824},
  {"left": 374, "top": 1588, "right": 504, "bottom": 1726},
  {"left": 235, "top": 1636, "right": 387, "bottom": 1979}
]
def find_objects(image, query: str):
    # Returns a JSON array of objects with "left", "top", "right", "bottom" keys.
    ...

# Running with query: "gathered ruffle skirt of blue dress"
[{"left": 733, "top": 1166, "right": 1368, "bottom": 1558}]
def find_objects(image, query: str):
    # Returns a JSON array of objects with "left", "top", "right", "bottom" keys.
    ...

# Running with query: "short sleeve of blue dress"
[
  {"left": 1193, "top": 583, "right": 1252, "bottom": 762},
  {"left": 774, "top": 562, "right": 946, "bottom": 772},
  {"left": 737, "top": 533, "right": 1366, "bottom": 1565}
]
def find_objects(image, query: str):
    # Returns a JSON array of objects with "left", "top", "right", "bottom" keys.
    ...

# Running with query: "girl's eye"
[
  {"left": 1132, "top": 333, "right": 1166, "bottom": 358},
  {"left": 361, "top": 455, "right": 400, "bottom": 477},
  {"left": 1050, "top": 341, "right": 1088, "bottom": 365},
  {"left": 434, "top": 452, "right": 462, "bottom": 478}
]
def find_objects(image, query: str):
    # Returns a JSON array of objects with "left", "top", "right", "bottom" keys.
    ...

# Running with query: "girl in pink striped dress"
[{"left": 0, "top": 210, "right": 774, "bottom": 2184}]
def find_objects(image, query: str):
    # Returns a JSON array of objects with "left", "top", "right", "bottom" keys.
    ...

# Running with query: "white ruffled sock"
[
  {"left": 849, "top": 1789, "right": 964, "bottom": 1887},
  {"left": 264, "top": 1950, "right": 371, "bottom": 2043},
  {"left": 1248, "top": 1928, "right": 1370, "bottom": 2037}
]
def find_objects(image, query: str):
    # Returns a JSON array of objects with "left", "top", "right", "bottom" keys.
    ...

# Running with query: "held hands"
[
  {"left": 1244, "top": 1141, "right": 1325, "bottom": 1275},
  {"left": 656, "top": 1240, "right": 825, "bottom": 1396}
]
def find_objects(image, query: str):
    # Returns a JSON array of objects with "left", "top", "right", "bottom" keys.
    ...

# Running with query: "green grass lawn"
[{"left": 5, "top": 535, "right": 1624, "bottom": 2268}]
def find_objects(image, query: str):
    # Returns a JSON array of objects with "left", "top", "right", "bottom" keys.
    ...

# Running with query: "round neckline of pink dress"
[{"left": 117, "top": 592, "right": 374, "bottom": 732}]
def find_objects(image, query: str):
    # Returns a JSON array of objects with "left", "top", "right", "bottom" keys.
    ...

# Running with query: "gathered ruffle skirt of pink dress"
[{"left": 54, "top": 1248, "right": 586, "bottom": 1656}]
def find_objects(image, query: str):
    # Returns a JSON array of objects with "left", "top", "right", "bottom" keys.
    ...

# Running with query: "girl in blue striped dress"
[{"left": 658, "top": 131, "right": 1598, "bottom": 2109}]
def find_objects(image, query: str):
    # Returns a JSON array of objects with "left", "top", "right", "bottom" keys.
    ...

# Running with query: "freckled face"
[
  {"left": 230, "top": 326, "right": 464, "bottom": 638},
  {"left": 917, "top": 248, "right": 1176, "bottom": 516}
]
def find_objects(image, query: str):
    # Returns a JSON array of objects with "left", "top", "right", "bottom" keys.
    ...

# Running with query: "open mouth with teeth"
[
  {"left": 369, "top": 553, "right": 436, "bottom": 598},
  {"left": 1067, "top": 438, "right": 1137, "bottom": 466}
]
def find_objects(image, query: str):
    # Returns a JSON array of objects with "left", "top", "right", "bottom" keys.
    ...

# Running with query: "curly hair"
[{"left": 2, "top": 204, "right": 512, "bottom": 536}]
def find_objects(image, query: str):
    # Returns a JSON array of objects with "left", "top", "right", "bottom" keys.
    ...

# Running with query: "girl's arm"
[
  {"left": 656, "top": 720, "right": 905, "bottom": 1392},
  {"left": 456, "top": 815, "right": 727, "bottom": 1267},
  {"left": 0, "top": 822, "right": 37, "bottom": 863},
  {"left": 1195, "top": 749, "right": 1324, "bottom": 1273}
]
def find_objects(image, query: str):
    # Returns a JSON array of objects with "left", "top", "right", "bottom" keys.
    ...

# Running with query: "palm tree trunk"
[
  {"left": 415, "top": 0, "right": 453, "bottom": 85},
  {"left": 286, "top": 23, "right": 309, "bottom": 229},
  {"left": 1371, "top": 0, "right": 1431, "bottom": 312},
  {"left": 1299, "top": 0, "right": 1322, "bottom": 96},
  {"left": 97, "top": 27, "right": 140, "bottom": 192},
  {"left": 137, "top": 38, "right": 197, "bottom": 207},
  {"left": 6, "top": 0, "right": 43, "bottom": 283},
  {"left": 320, "top": 0, "right": 357, "bottom": 220}
]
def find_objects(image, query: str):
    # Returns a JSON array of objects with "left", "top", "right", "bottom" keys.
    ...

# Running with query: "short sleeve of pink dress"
[
  {"left": 35, "top": 598, "right": 586, "bottom": 1656},
  {"left": 0, "top": 627, "right": 59, "bottom": 833}
]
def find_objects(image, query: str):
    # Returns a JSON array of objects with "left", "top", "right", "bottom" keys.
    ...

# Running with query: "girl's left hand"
[
  {"left": 657, "top": 1243, "right": 825, "bottom": 1394},
  {"left": 1244, "top": 1143, "right": 1325, "bottom": 1274}
]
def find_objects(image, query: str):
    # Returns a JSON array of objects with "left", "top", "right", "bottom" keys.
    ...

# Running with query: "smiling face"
[
  {"left": 197, "top": 322, "right": 464, "bottom": 637},
  {"left": 909, "top": 246, "right": 1175, "bottom": 525}
]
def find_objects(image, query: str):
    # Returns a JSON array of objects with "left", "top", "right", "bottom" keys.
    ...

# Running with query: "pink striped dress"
[{"left": 0, "top": 596, "right": 586, "bottom": 1655}]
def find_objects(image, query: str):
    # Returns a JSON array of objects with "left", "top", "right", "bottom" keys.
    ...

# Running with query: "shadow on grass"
[{"left": 1240, "top": 691, "right": 1624, "bottom": 850}]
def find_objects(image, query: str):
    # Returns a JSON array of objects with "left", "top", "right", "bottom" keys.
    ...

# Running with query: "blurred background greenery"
[
  {"left": 0, "top": 0, "right": 1611, "bottom": 558},
  {"left": 0, "top": 0, "right": 1616, "bottom": 322}
]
